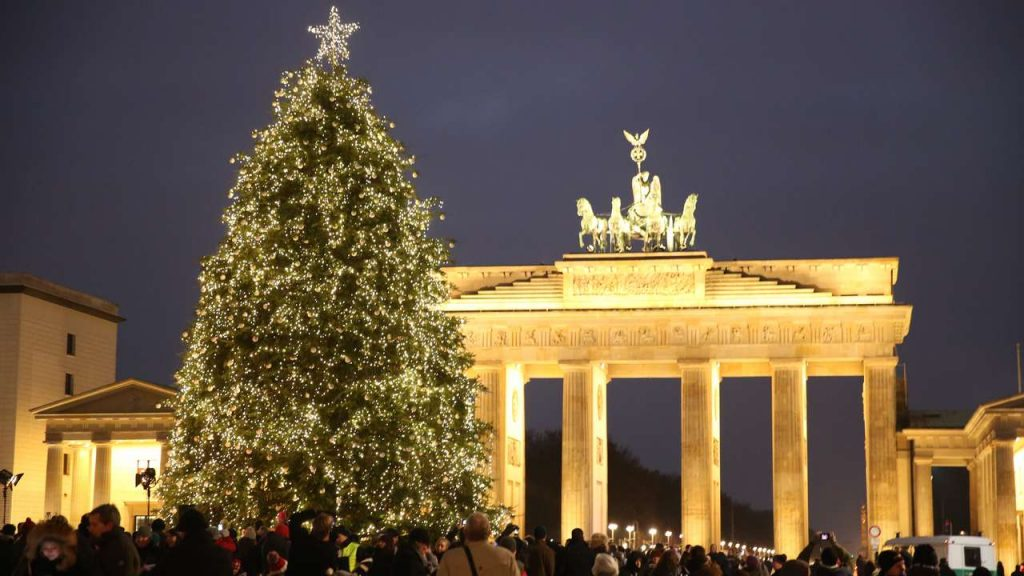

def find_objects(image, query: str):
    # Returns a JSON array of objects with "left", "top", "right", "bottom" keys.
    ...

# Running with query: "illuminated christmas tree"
[{"left": 159, "top": 7, "right": 491, "bottom": 530}]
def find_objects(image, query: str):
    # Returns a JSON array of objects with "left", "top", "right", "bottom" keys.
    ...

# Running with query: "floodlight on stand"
[{"left": 0, "top": 469, "right": 25, "bottom": 525}]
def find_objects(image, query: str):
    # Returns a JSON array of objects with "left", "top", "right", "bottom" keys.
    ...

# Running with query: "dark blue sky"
[{"left": 3, "top": 2, "right": 1022, "bottom": 548}]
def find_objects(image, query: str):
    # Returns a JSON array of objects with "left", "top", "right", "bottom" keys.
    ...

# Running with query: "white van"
[{"left": 881, "top": 536, "right": 996, "bottom": 576}]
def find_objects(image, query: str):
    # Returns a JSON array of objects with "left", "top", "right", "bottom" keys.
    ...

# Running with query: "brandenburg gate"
[
  {"left": 443, "top": 252, "right": 911, "bottom": 556},
  {"left": 440, "top": 129, "right": 913, "bottom": 556}
]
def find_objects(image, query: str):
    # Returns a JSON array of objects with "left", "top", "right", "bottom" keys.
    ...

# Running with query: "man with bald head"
[{"left": 437, "top": 513, "right": 519, "bottom": 576}]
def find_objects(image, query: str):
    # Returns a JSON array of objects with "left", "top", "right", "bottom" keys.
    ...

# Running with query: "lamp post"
[
  {"left": 608, "top": 523, "right": 618, "bottom": 545},
  {"left": 625, "top": 525, "right": 635, "bottom": 548},
  {"left": 648, "top": 527, "right": 658, "bottom": 545},
  {"left": 665, "top": 531, "right": 673, "bottom": 546},
  {"left": 0, "top": 469, "right": 24, "bottom": 525}
]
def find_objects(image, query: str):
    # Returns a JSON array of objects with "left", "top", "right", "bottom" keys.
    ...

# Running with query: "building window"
[
  {"left": 66, "top": 333, "right": 76, "bottom": 356},
  {"left": 64, "top": 373, "right": 74, "bottom": 396},
  {"left": 62, "top": 453, "right": 70, "bottom": 476}
]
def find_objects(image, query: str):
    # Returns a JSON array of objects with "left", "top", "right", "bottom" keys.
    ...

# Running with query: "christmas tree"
[{"left": 159, "top": 7, "right": 492, "bottom": 531}]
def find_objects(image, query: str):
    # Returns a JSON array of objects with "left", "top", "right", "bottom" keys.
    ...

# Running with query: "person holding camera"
[{"left": 796, "top": 533, "right": 853, "bottom": 576}]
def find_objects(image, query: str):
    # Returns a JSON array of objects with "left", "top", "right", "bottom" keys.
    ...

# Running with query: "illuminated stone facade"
[
  {"left": 443, "top": 252, "right": 912, "bottom": 555},
  {"left": 0, "top": 274, "right": 121, "bottom": 523},
  {"left": 32, "top": 378, "right": 174, "bottom": 528},
  {"left": 899, "top": 396, "right": 1024, "bottom": 565}
]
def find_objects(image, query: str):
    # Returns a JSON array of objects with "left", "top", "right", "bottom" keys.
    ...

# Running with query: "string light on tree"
[
  {"left": 308, "top": 6, "right": 359, "bottom": 66},
  {"left": 159, "top": 7, "right": 494, "bottom": 531}
]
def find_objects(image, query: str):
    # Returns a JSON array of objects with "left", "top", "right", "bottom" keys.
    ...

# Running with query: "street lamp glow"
[
  {"left": 608, "top": 523, "right": 618, "bottom": 531},
  {"left": 665, "top": 530, "right": 672, "bottom": 545}
]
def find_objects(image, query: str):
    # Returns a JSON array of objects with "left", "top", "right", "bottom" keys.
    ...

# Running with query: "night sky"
[{"left": 3, "top": 2, "right": 1022, "bottom": 549}]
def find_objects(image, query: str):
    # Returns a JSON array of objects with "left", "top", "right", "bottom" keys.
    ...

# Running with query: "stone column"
[
  {"left": 157, "top": 432, "right": 170, "bottom": 479},
  {"left": 771, "top": 360, "right": 808, "bottom": 558},
  {"left": 561, "top": 362, "right": 608, "bottom": 540},
  {"left": 70, "top": 446, "right": 94, "bottom": 521},
  {"left": 503, "top": 363, "right": 527, "bottom": 528},
  {"left": 474, "top": 364, "right": 527, "bottom": 525},
  {"left": 967, "top": 460, "right": 978, "bottom": 535},
  {"left": 680, "top": 360, "right": 721, "bottom": 548},
  {"left": 44, "top": 444, "right": 64, "bottom": 517},
  {"left": 93, "top": 442, "right": 112, "bottom": 507},
  {"left": 896, "top": 437, "right": 913, "bottom": 537},
  {"left": 913, "top": 456, "right": 934, "bottom": 536},
  {"left": 990, "top": 442, "right": 1019, "bottom": 565},
  {"left": 863, "top": 357, "right": 899, "bottom": 542}
]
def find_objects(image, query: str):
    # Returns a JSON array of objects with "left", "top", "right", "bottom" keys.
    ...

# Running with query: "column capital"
[
  {"left": 769, "top": 358, "right": 807, "bottom": 369},
  {"left": 864, "top": 357, "right": 899, "bottom": 369},
  {"left": 91, "top": 431, "right": 112, "bottom": 444},
  {"left": 913, "top": 455, "right": 934, "bottom": 466}
]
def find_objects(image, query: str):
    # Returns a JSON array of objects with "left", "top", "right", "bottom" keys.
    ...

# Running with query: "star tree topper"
[{"left": 309, "top": 6, "right": 360, "bottom": 65}]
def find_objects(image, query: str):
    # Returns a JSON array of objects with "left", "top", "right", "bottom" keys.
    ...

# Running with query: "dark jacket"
[
  {"left": 369, "top": 547, "right": 396, "bottom": 576},
  {"left": 152, "top": 531, "right": 231, "bottom": 576},
  {"left": 13, "top": 555, "right": 78, "bottom": 576},
  {"left": 235, "top": 538, "right": 259, "bottom": 576},
  {"left": 286, "top": 511, "right": 339, "bottom": 576},
  {"left": 391, "top": 543, "right": 429, "bottom": 576},
  {"left": 0, "top": 536, "right": 18, "bottom": 576},
  {"left": 528, "top": 540, "right": 556, "bottom": 576},
  {"left": 136, "top": 542, "right": 162, "bottom": 570},
  {"left": 557, "top": 539, "right": 593, "bottom": 576},
  {"left": 93, "top": 529, "right": 140, "bottom": 576}
]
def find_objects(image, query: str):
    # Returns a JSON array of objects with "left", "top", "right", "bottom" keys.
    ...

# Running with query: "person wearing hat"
[
  {"left": 394, "top": 528, "right": 433, "bottom": 576},
  {"left": 334, "top": 525, "right": 360, "bottom": 574},
  {"left": 151, "top": 506, "right": 231, "bottom": 576},
  {"left": 876, "top": 551, "right": 906, "bottom": 576},
  {"left": 134, "top": 525, "right": 162, "bottom": 572}
]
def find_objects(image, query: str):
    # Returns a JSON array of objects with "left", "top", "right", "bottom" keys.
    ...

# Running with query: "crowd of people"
[{"left": 0, "top": 506, "right": 1010, "bottom": 576}]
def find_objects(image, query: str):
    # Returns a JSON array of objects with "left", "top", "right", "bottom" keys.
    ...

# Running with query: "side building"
[{"left": 0, "top": 273, "right": 121, "bottom": 522}]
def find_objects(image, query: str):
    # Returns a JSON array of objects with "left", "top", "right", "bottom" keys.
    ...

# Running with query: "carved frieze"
[
  {"left": 462, "top": 318, "right": 907, "bottom": 349},
  {"left": 570, "top": 271, "right": 695, "bottom": 297}
]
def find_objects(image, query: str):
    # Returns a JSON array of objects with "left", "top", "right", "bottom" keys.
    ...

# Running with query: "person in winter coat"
[
  {"left": 151, "top": 506, "right": 231, "bottom": 576},
  {"left": 369, "top": 530, "right": 399, "bottom": 576},
  {"left": 558, "top": 529, "right": 594, "bottom": 576},
  {"left": 527, "top": 527, "right": 556, "bottom": 576},
  {"left": 235, "top": 528, "right": 260, "bottom": 576},
  {"left": 436, "top": 514, "right": 518, "bottom": 576},
  {"left": 13, "top": 517, "right": 80, "bottom": 576},
  {"left": 134, "top": 526, "right": 162, "bottom": 572},
  {"left": 333, "top": 526, "right": 360, "bottom": 574},
  {"left": 392, "top": 529, "right": 432, "bottom": 576},
  {"left": 258, "top": 524, "right": 290, "bottom": 575},
  {"left": 1, "top": 524, "right": 19, "bottom": 576},
  {"left": 908, "top": 545, "right": 939, "bottom": 576},
  {"left": 87, "top": 505, "right": 140, "bottom": 576},
  {"left": 287, "top": 510, "right": 339, "bottom": 576},
  {"left": 686, "top": 547, "right": 724, "bottom": 576}
]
